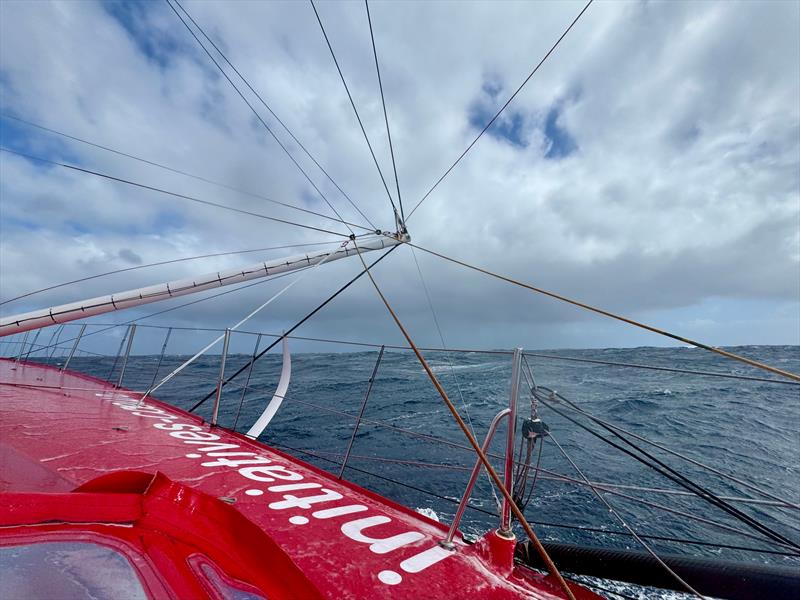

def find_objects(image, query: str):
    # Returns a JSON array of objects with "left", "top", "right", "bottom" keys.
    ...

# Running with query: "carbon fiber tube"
[{"left": 515, "top": 541, "right": 800, "bottom": 600}]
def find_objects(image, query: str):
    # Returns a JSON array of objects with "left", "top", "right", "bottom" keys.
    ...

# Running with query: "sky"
[{"left": 0, "top": 0, "right": 798, "bottom": 356}]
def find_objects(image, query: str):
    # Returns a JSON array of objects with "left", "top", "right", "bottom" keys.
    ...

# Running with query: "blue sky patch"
[
  {"left": 103, "top": 0, "right": 180, "bottom": 69},
  {"left": 1, "top": 115, "right": 83, "bottom": 164},
  {"left": 2, "top": 215, "right": 43, "bottom": 232},
  {"left": 301, "top": 188, "right": 325, "bottom": 210},
  {"left": 543, "top": 104, "right": 578, "bottom": 159},
  {"left": 468, "top": 80, "right": 528, "bottom": 148},
  {"left": 0, "top": 115, "right": 34, "bottom": 151},
  {"left": 151, "top": 208, "right": 186, "bottom": 233},
  {"left": 65, "top": 220, "right": 91, "bottom": 235},
  {"left": 468, "top": 75, "right": 581, "bottom": 157}
]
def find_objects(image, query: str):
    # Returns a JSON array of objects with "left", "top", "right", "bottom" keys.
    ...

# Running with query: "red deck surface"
[{"left": 0, "top": 359, "right": 598, "bottom": 599}]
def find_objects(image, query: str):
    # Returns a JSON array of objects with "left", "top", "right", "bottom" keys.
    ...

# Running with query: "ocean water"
[{"left": 14, "top": 343, "right": 800, "bottom": 597}]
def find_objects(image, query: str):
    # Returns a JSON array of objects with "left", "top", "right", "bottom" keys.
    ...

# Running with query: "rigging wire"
[
  {"left": 272, "top": 443, "right": 797, "bottom": 558},
  {"left": 322, "top": 452, "right": 800, "bottom": 540},
  {"left": 408, "top": 241, "right": 800, "bottom": 383},
  {"left": 309, "top": 0, "right": 400, "bottom": 222},
  {"left": 233, "top": 333, "right": 263, "bottom": 432},
  {"left": 0, "top": 147, "right": 349, "bottom": 238},
  {"left": 524, "top": 351, "right": 800, "bottom": 386},
  {"left": 134, "top": 267, "right": 310, "bottom": 326},
  {"left": 147, "top": 328, "right": 173, "bottom": 392},
  {"left": 6, "top": 322, "right": 792, "bottom": 552},
  {"left": 0, "top": 240, "right": 345, "bottom": 307},
  {"left": 42, "top": 305, "right": 788, "bottom": 555},
  {"left": 239, "top": 392, "right": 798, "bottom": 515},
  {"left": 364, "top": 0, "right": 404, "bottom": 222},
  {"left": 267, "top": 391, "right": 798, "bottom": 551},
  {"left": 189, "top": 245, "right": 400, "bottom": 412},
  {"left": 409, "top": 245, "right": 499, "bottom": 509},
  {"left": 166, "top": 1, "right": 376, "bottom": 231},
  {"left": 146, "top": 241, "right": 345, "bottom": 397},
  {"left": 350, "top": 240, "right": 577, "bottom": 600},
  {"left": 7, "top": 332, "right": 795, "bottom": 558},
  {"left": 521, "top": 437, "right": 544, "bottom": 511},
  {"left": 5, "top": 241, "right": 360, "bottom": 330},
  {"left": 0, "top": 114, "right": 373, "bottom": 234},
  {"left": 17, "top": 267, "right": 313, "bottom": 360},
  {"left": 546, "top": 389, "right": 800, "bottom": 510},
  {"left": 5, "top": 9, "right": 788, "bottom": 577},
  {"left": 36, "top": 316, "right": 796, "bottom": 387},
  {"left": 4, "top": 324, "right": 798, "bottom": 548},
  {"left": 543, "top": 388, "right": 800, "bottom": 536},
  {"left": 164, "top": 0, "right": 357, "bottom": 235},
  {"left": 338, "top": 345, "right": 385, "bottom": 478},
  {"left": 513, "top": 359, "right": 543, "bottom": 510},
  {"left": 569, "top": 482, "right": 795, "bottom": 510},
  {"left": 407, "top": 0, "right": 594, "bottom": 220},
  {"left": 577, "top": 479, "right": 800, "bottom": 550},
  {"left": 538, "top": 394, "right": 800, "bottom": 551},
  {"left": 43, "top": 327, "right": 61, "bottom": 361},
  {"left": 68, "top": 309, "right": 785, "bottom": 525},
  {"left": 547, "top": 434, "right": 703, "bottom": 598}
]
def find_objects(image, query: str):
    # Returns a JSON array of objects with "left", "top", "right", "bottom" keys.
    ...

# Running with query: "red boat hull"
[{"left": 0, "top": 359, "right": 598, "bottom": 599}]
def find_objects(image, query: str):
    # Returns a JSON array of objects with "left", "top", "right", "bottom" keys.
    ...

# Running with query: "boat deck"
[{"left": 0, "top": 359, "right": 597, "bottom": 599}]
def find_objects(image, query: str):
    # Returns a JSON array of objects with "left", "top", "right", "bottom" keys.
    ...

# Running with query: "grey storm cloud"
[{"left": 0, "top": 0, "right": 798, "bottom": 354}]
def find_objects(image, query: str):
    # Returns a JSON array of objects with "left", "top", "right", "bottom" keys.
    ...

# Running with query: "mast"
[{"left": 0, "top": 233, "right": 406, "bottom": 336}]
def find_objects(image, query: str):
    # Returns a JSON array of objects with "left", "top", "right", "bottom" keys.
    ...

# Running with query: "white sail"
[{"left": 246, "top": 335, "right": 291, "bottom": 439}]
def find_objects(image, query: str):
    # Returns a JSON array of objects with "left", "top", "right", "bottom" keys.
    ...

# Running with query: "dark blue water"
[{"left": 22, "top": 344, "right": 800, "bottom": 582}]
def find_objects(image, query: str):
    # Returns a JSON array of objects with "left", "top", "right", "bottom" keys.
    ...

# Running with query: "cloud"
[{"left": 0, "top": 0, "right": 798, "bottom": 354}]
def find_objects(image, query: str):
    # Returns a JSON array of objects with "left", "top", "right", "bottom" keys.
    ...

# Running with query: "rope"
[
  {"left": 524, "top": 351, "right": 800, "bottom": 386},
  {"left": 279, "top": 428, "right": 795, "bottom": 511},
  {"left": 0, "top": 240, "right": 345, "bottom": 307},
  {"left": 339, "top": 345, "right": 385, "bottom": 479},
  {"left": 233, "top": 334, "right": 263, "bottom": 432},
  {"left": 545, "top": 389, "right": 800, "bottom": 510},
  {"left": 265, "top": 392, "right": 799, "bottom": 550},
  {"left": 147, "top": 328, "right": 172, "bottom": 391},
  {"left": 272, "top": 444, "right": 796, "bottom": 557},
  {"left": 577, "top": 478, "right": 800, "bottom": 551},
  {"left": 166, "top": 0, "right": 357, "bottom": 235},
  {"left": 5, "top": 249, "right": 348, "bottom": 330},
  {"left": 190, "top": 245, "right": 399, "bottom": 412},
  {"left": 25, "top": 268, "right": 312, "bottom": 364},
  {"left": 0, "top": 147, "right": 349, "bottom": 238},
  {"left": 364, "top": 0, "right": 405, "bottom": 222},
  {"left": 0, "top": 114, "right": 373, "bottom": 234},
  {"left": 407, "top": 0, "right": 594, "bottom": 220},
  {"left": 351, "top": 240, "right": 577, "bottom": 600},
  {"left": 409, "top": 245, "right": 500, "bottom": 510},
  {"left": 540, "top": 395, "right": 800, "bottom": 551},
  {"left": 409, "top": 242, "right": 800, "bottom": 383},
  {"left": 166, "top": 2, "right": 376, "bottom": 231},
  {"left": 310, "top": 0, "right": 399, "bottom": 221},
  {"left": 147, "top": 241, "right": 346, "bottom": 397},
  {"left": 550, "top": 434, "right": 705, "bottom": 597},
  {"left": 72, "top": 320, "right": 799, "bottom": 387}
]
